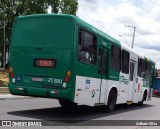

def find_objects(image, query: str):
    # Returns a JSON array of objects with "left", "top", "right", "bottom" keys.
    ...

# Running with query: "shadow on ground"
[{"left": 8, "top": 103, "right": 153, "bottom": 125}]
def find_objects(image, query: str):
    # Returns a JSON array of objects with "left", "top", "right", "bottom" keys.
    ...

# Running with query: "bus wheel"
[
  {"left": 138, "top": 91, "right": 147, "bottom": 106},
  {"left": 104, "top": 90, "right": 117, "bottom": 112},
  {"left": 59, "top": 99, "right": 78, "bottom": 109}
]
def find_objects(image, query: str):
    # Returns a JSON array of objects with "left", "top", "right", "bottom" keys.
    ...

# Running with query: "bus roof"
[
  {"left": 122, "top": 45, "right": 155, "bottom": 65},
  {"left": 16, "top": 14, "right": 120, "bottom": 47},
  {"left": 122, "top": 45, "right": 144, "bottom": 59},
  {"left": 15, "top": 14, "right": 154, "bottom": 65},
  {"left": 74, "top": 16, "right": 120, "bottom": 46}
]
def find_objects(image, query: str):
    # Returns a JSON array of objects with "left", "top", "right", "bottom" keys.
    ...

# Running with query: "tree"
[
  {"left": 49, "top": 0, "right": 78, "bottom": 15},
  {"left": 0, "top": 0, "right": 78, "bottom": 68}
]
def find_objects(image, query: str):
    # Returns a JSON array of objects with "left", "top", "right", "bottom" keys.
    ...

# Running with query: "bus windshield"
[{"left": 11, "top": 16, "right": 73, "bottom": 47}]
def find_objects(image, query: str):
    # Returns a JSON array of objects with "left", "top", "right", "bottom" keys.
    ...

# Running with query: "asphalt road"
[{"left": 0, "top": 97, "right": 160, "bottom": 129}]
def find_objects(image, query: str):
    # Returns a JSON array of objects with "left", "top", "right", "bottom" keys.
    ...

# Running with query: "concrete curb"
[{"left": 0, "top": 94, "right": 33, "bottom": 100}]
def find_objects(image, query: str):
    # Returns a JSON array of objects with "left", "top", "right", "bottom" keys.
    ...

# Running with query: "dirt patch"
[
  {"left": 0, "top": 87, "right": 9, "bottom": 93},
  {"left": 0, "top": 69, "right": 9, "bottom": 87}
]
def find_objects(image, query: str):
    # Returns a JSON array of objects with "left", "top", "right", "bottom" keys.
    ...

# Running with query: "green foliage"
[
  {"left": 0, "top": 0, "right": 78, "bottom": 67},
  {"left": 60, "top": 0, "right": 78, "bottom": 15}
]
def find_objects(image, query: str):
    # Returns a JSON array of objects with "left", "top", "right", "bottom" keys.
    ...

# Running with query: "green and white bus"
[{"left": 8, "top": 14, "right": 155, "bottom": 112}]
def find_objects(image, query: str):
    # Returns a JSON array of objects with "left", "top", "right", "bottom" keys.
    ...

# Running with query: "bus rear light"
[
  {"left": 54, "top": 91, "right": 59, "bottom": 94},
  {"left": 64, "top": 77, "right": 69, "bottom": 83},
  {"left": 66, "top": 71, "right": 71, "bottom": 77},
  {"left": 15, "top": 88, "right": 23, "bottom": 91},
  {"left": 50, "top": 91, "right": 59, "bottom": 94},
  {"left": 15, "top": 88, "right": 19, "bottom": 90},
  {"left": 9, "top": 67, "right": 13, "bottom": 72},
  {"left": 62, "top": 83, "right": 67, "bottom": 88},
  {"left": 12, "top": 78, "right": 16, "bottom": 84},
  {"left": 10, "top": 73, "right": 14, "bottom": 78}
]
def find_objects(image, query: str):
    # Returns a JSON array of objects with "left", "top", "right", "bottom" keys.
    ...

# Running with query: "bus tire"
[
  {"left": 59, "top": 99, "right": 77, "bottom": 109},
  {"left": 138, "top": 91, "right": 147, "bottom": 106},
  {"left": 105, "top": 89, "right": 117, "bottom": 112}
]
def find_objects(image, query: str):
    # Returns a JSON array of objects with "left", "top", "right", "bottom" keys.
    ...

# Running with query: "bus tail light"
[
  {"left": 9, "top": 67, "right": 14, "bottom": 78},
  {"left": 64, "top": 77, "right": 69, "bottom": 83},
  {"left": 64, "top": 70, "right": 71, "bottom": 83},
  {"left": 10, "top": 73, "right": 14, "bottom": 78},
  {"left": 66, "top": 71, "right": 71, "bottom": 77},
  {"left": 50, "top": 91, "right": 59, "bottom": 94},
  {"left": 9, "top": 67, "right": 13, "bottom": 73},
  {"left": 16, "top": 88, "right": 24, "bottom": 91}
]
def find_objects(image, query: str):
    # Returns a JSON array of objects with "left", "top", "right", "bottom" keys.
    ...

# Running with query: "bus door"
[
  {"left": 128, "top": 54, "right": 138, "bottom": 102},
  {"left": 136, "top": 59, "right": 145, "bottom": 101},
  {"left": 97, "top": 46, "right": 108, "bottom": 103}
]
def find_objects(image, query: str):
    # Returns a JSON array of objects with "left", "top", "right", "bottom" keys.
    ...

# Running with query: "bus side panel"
[
  {"left": 74, "top": 25, "right": 101, "bottom": 106},
  {"left": 74, "top": 75, "right": 101, "bottom": 106}
]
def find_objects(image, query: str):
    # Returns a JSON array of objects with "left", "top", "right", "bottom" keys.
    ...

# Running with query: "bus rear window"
[{"left": 11, "top": 17, "right": 73, "bottom": 47}]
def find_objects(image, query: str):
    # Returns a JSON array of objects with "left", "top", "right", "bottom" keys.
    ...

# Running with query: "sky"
[{"left": 77, "top": 0, "right": 160, "bottom": 68}]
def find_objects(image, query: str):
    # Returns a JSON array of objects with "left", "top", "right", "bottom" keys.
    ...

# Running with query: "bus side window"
[
  {"left": 122, "top": 50, "right": 129, "bottom": 74},
  {"left": 78, "top": 29, "right": 83, "bottom": 52},
  {"left": 78, "top": 28, "right": 97, "bottom": 65},
  {"left": 146, "top": 62, "right": 151, "bottom": 78},
  {"left": 111, "top": 45, "right": 121, "bottom": 71},
  {"left": 138, "top": 59, "right": 146, "bottom": 78},
  {"left": 138, "top": 58, "right": 141, "bottom": 76},
  {"left": 98, "top": 49, "right": 108, "bottom": 74}
]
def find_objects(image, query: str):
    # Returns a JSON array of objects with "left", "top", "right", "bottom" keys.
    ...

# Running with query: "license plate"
[
  {"left": 34, "top": 59, "right": 55, "bottom": 68},
  {"left": 32, "top": 77, "right": 43, "bottom": 82}
]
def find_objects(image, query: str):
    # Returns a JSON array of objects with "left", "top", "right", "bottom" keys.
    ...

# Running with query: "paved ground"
[
  {"left": 0, "top": 95, "right": 160, "bottom": 129},
  {"left": 0, "top": 94, "right": 32, "bottom": 100}
]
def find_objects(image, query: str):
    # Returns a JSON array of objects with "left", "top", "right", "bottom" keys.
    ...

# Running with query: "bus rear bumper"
[{"left": 8, "top": 83, "right": 74, "bottom": 101}]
